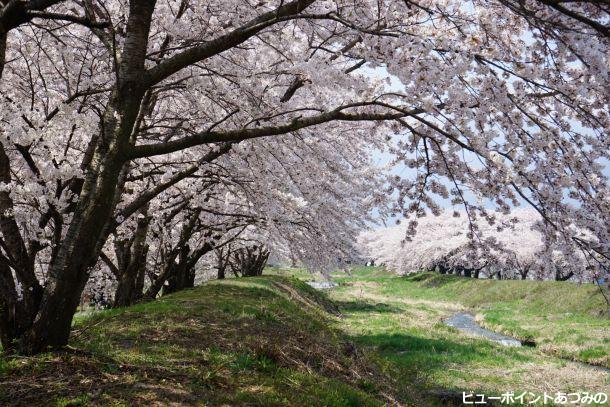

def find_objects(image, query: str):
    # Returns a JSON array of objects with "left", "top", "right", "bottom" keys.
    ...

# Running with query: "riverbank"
[
  {"left": 374, "top": 271, "right": 609, "bottom": 368},
  {"left": 318, "top": 267, "right": 609, "bottom": 403},
  {"left": 0, "top": 276, "right": 411, "bottom": 406},
  {"left": 1, "top": 269, "right": 607, "bottom": 406}
]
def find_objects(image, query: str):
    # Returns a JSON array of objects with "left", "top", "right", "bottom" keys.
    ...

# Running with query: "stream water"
[
  {"left": 444, "top": 312, "right": 610, "bottom": 374},
  {"left": 304, "top": 283, "right": 609, "bottom": 374},
  {"left": 443, "top": 312, "right": 523, "bottom": 347},
  {"left": 306, "top": 281, "right": 338, "bottom": 289}
]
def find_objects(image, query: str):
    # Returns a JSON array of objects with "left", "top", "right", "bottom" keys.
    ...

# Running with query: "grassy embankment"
[
  {"left": 0, "top": 276, "right": 415, "bottom": 406},
  {"left": 1, "top": 267, "right": 608, "bottom": 406},
  {"left": 295, "top": 266, "right": 608, "bottom": 403}
]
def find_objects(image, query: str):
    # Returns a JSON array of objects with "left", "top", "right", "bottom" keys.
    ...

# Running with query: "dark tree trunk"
[
  {"left": 112, "top": 211, "right": 150, "bottom": 308},
  {"left": 0, "top": 262, "right": 22, "bottom": 351},
  {"left": 555, "top": 270, "right": 574, "bottom": 281},
  {"left": 469, "top": 263, "right": 487, "bottom": 279},
  {"left": 217, "top": 264, "right": 226, "bottom": 279},
  {"left": 232, "top": 246, "right": 270, "bottom": 277},
  {"left": 112, "top": 247, "right": 148, "bottom": 307},
  {"left": 216, "top": 248, "right": 229, "bottom": 279},
  {"left": 146, "top": 208, "right": 204, "bottom": 299},
  {"left": 163, "top": 245, "right": 191, "bottom": 295},
  {"left": 10, "top": 0, "right": 158, "bottom": 354},
  {"left": 0, "top": 143, "right": 44, "bottom": 351},
  {"left": 164, "top": 241, "right": 213, "bottom": 295}
]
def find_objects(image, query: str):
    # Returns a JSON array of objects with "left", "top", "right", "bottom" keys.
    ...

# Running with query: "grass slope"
[
  {"left": 386, "top": 272, "right": 609, "bottom": 367},
  {"left": 0, "top": 276, "right": 406, "bottom": 407},
  {"left": 325, "top": 267, "right": 609, "bottom": 406}
]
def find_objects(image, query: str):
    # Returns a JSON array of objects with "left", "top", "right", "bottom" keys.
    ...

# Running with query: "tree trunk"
[
  {"left": 555, "top": 270, "right": 574, "bottom": 281},
  {"left": 233, "top": 246, "right": 270, "bottom": 277},
  {"left": 112, "top": 209, "right": 150, "bottom": 308},
  {"left": 12, "top": 0, "right": 157, "bottom": 354},
  {"left": 0, "top": 143, "right": 44, "bottom": 351},
  {"left": 163, "top": 261, "right": 196, "bottom": 295},
  {"left": 163, "top": 245, "right": 190, "bottom": 295},
  {"left": 163, "top": 242, "right": 212, "bottom": 295},
  {"left": 113, "top": 247, "right": 149, "bottom": 307},
  {"left": 216, "top": 247, "right": 231, "bottom": 279},
  {"left": 217, "top": 256, "right": 226, "bottom": 279},
  {"left": 0, "top": 262, "right": 22, "bottom": 351}
]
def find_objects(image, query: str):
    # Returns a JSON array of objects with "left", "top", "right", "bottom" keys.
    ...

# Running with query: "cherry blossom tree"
[
  {"left": 359, "top": 209, "right": 595, "bottom": 281},
  {"left": 88, "top": 124, "right": 383, "bottom": 307},
  {"left": 0, "top": 0, "right": 607, "bottom": 354}
]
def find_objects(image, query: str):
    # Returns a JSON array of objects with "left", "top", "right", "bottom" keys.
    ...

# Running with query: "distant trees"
[
  {"left": 359, "top": 209, "right": 596, "bottom": 282},
  {"left": 0, "top": 0, "right": 607, "bottom": 354}
]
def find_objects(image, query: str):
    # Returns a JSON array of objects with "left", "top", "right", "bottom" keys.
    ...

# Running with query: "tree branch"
[
  {"left": 129, "top": 104, "right": 413, "bottom": 159},
  {"left": 27, "top": 10, "right": 109, "bottom": 28},
  {"left": 144, "top": 0, "right": 317, "bottom": 86}
]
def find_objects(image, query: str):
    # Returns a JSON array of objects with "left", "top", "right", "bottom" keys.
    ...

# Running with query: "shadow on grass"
[
  {"left": 357, "top": 332, "right": 517, "bottom": 367},
  {"left": 1, "top": 277, "right": 394, "bottom": 407},
  {"left": 333, "top": 299, "right": 403, "bottom": 314},
  {"left": 403, "top": 272, "right": 461, "bottom": 287},
  {"left": 351, "top": 332, "right": 511, "bottom": 406}
]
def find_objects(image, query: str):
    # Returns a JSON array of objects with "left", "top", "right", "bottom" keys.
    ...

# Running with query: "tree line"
[{"left": 0, "top": 0, "right": 607, "bottom": 354}]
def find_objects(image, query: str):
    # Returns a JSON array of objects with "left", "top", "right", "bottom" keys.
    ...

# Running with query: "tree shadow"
[
  {"left": 333, "top": 299, "right": 402, "bottom": 314},
  {"left": 349, "top": 333, "right": 508, "bottom": 406},
  {"left": 403, "top": 272, "right": 461, "bottom": 287}
]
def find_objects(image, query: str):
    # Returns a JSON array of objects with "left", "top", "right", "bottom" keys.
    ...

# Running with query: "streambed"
[
  {"left": 306, "top": 281, "right": 339, "bottom": 289},
  {"left": 444, "top": 312, "right": 610, "bottom": 374},
  {"left": 443, "top": 312, "right": 523, "bottom": 347}
]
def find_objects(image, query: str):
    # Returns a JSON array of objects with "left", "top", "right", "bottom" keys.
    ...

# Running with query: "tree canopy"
[{"left": 0, "top": 0, "right": 607, "bottom": 354}]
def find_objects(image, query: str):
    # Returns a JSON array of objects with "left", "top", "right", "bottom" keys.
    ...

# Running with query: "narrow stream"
[
  {"left": 304, "top": 283, "right": 610, "bottom": 375},
  {"left": 444, "top": 312, "right": 610, "bottom": 374},
  {"left": 443, "top": 312, "right": 522, "bottom": 347},
  {"left": 306, "top": 281, "right": 338, "bottom": 289}
]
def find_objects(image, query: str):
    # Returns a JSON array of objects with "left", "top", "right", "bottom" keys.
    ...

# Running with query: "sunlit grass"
[
  {"left": 325, "top": 269, "right": 609, "bottom": 405},
  {"left": 2, "top": 268, "right": 607, "bottom": 406},
  {"left": 0, "top": 276, "right": 396, "bottom": 406}
]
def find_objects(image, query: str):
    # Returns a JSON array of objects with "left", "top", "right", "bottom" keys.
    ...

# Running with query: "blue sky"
[{"left": 362, "top": 66, "right": 610, "bottom": 227}]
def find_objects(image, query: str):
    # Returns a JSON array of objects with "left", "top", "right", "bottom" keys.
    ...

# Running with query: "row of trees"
[
  {"left": 0, "top": 0, "right": 608, "bottom": 354},
  {"left": 359, "top": 209, "right": 598, "bottom": 281}
]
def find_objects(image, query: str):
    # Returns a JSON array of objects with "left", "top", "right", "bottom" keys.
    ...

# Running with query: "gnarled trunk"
[
  {"left": 163, "top": 245, "right": 192, "bottom": 295},
  {"left": 6, "top": 0, "right": 157, "bottom": 354},
  {"left": 111, "top": 208, "right": 150, "bottom": 308},
  {"left": 231, "top": 246, "right": 270, "bottom": 277},
  {"left": 163, "top": 241, "right": 214, "bottom": 295}
]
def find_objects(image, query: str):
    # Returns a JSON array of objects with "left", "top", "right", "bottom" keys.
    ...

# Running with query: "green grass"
[
  {"left": 0, "top": 276, "right": 403, "bottom": 406},
  {"left": 383, "top": 272, "right": 609, "bottom": 367},
  {"left": 2, "top": 268, "right": 608, "bottom": 406},
  {"left": 266, "top": 265, "right": 394, "bottom": 281},
  {"left": 265, "top": 265, "right": 325, "bottom": 281},
  {"left": 391, "top": 272, "right": 605, "bottom": 314},
  {"left": 322, "top": 268, "right": 609, "bottom": 406}
]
